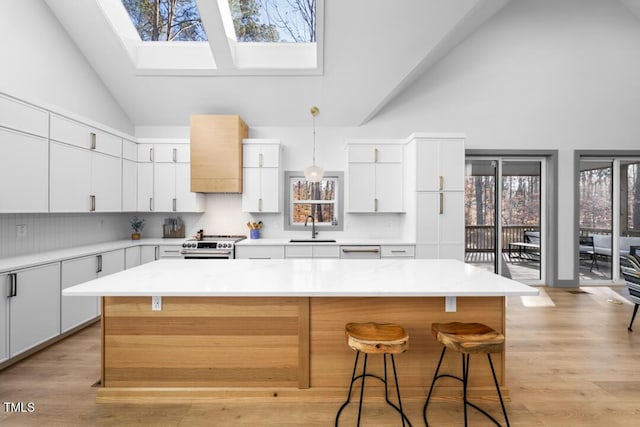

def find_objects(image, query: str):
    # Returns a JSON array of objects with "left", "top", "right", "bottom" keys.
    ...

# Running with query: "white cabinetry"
[
  {"left": 153, "top": 143, "right": 203, "bottom": 212},
  {"left": 285, "top": 245, "right": 340, "bottom": 258},
  {"left": 347, "top": 143, "right": 404, "bottom": 213},
  {"left": 0, "top": 128, "right": 49, "bottom": 212},
  {"left": 0, "top": 95, "right": 49, "bottom": 213},
  {"left": 49, "top": 114, "right": 122, "bottom": 212},
  {"left": 125, "top": 246, "right": 141, "bottom": 269},
  {"left": 141, "top": 246, "right": 159, "bottom": 264},
  {"left": 236, "top": 245, "right": 285, "bottom": 259},
  {"left": 122, "top": 139, "right": 138, "bottom": 212},
  {"left": 381, "top": 245, "right": 416, "bottom": 258},
  {"left": 410, "top": 134, "right": 465, "bottom": 260},
  {"left": 1, "top": 263, "right": 60, "bottom": 359},
  {"left": 61, "top": 250, "right": 124, "bottom": 333},
  {"left": 242, "top": 140, "right": 280, "bottom": 212},
  {"left": 159, "top": 245, "right": 182, "bottom": 258}
]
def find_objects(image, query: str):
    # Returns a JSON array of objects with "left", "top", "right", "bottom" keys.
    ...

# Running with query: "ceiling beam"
[{"left": 195, "top": 0, "right": 235, "bottom": 71}]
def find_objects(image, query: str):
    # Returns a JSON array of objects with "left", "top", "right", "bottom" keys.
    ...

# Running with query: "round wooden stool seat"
[
  {"left": 345, "top": 322, "right": 409, "bottom": 354},
  {"left": 432, "top": 322, "right": 504, "bottom": 354}
]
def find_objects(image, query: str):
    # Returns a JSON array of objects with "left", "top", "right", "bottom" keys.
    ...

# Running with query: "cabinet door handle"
[
  {"left": 149, "top": 147, "right": 153, "bottom": 162},
  {"left": 439, "top": 192, "right": 444, "bottom": 214},
  {"left": 8, "top": 273, "right": 17, "bottom": 298},
  {"left": 173, "top": 198, "right": 177, "bottom": 212},
  {"left": 96, "top": 254, "right": 103, "bottom": 274},
  {"left": 90, "top": 132, "right": 97, "bottom": 150},
  {"left": 155, "top": 246, "right": 159, "bottom": 260},
  {"left": 374, "top": 148, "right": 378, "bottom": 163},
  {"left": 173, "top": 148, "right": 177, "bottom": 162},
  {"left": 90, "top": 195, "right": 96, "bottom": 212},
  {"left": 259, "top": 153, "right": 263, "bottom": 167},
  {"left": 149, "top": 197, "right": 153, "bottom": 211},
  {"left": 259, "top": 198, "right": 262, "bottom": 212},
  {"left": 439, "top": 175, "right": 444, "bottom": 191},
  {"left": 374, "top": 198, "right": 378, "bottom": 212}
]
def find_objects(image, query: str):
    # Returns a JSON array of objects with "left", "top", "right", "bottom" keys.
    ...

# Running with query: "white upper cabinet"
[
  {"left": 122, "top": 140, "right": 137, "bottom": 212},
  {"left": 242, "top": 140, "right": 280, "bottom": 213},
  {"left": 0, "top": 127, "right": 49, "bottom": 212},
  {"left": 137, "top": 144, "right": 154, "bottom": 163},
  {"left": 49, "top": 141, "right": 122, "bottom": 212},
  {"left": 50, "top": 114, "right": 121, "bottom": 157},
  {"left": 50, "top": 142, "right": 92, "bottom": 212},
  {"left": 137, "top": 162, "right": 154, "bottom": 212},
  {"left": 346, "top": 143, "right": 404, "bottom": 213},
  {"left": 153, "top": 162, "right": 203, "bottom": 212},
  {"left": 415, "top": 138, "right": 465, "bottom": 192},
  {"left": 0, "top": 94, "right": 48, "bottom": 138},
  {"left": 154, "top": 144, "right": 190, "bottom": 163}
]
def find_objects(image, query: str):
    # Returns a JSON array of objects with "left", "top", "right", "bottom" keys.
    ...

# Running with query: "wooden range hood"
[{"left": 190, "top": 115, "right": 248, "bottom": 193}]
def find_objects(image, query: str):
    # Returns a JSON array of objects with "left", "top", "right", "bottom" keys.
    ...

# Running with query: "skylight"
[
  {"left": 121, "top": 0, "right": 207, "bottom": 41},
  {"left": 98, "top": 0, "right": 323, "bottom": 75},
  {"left": 227, "top": 0, "right": 316, "bottom": 43}
]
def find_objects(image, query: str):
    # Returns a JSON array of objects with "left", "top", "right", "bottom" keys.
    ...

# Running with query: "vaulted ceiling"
[{"left": 42, "top": 0, "right": 565, "bottom": 127}]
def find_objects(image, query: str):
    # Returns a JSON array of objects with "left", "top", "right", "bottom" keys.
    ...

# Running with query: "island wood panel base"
[
  {"left": 99, "top": 296, "right": 505, "bottom": 402},
  {"left": 102, "top": 297, "right": 309, "bottom": 388},
  {"left": 310, "top": 296, "right": 505, "bottom": 393}
]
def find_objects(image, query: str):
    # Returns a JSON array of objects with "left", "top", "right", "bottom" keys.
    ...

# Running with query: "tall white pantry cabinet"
[{"left": 410, "top": 134, "right": 465, "bottom": 260}]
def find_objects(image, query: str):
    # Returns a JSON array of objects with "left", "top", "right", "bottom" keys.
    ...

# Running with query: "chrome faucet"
[{"left": 305, "top": 215, "right": 318, "bottom": 239}]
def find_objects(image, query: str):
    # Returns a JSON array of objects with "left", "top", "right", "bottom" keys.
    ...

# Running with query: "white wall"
[
  {"left": 0, "top": 0, "right": 133, "bottom": 133},
  {"left": 356, "top": 0, "right": 640, "bottom": 281}
]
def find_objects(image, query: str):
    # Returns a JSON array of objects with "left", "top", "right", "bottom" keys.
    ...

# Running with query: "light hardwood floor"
[{"left": 1, "top": 287, "right": 638, "bottom": 426}]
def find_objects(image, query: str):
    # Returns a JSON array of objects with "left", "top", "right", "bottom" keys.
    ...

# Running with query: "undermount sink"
[{"left": 289, "top": 239, "right": 337, "bottom": 243}]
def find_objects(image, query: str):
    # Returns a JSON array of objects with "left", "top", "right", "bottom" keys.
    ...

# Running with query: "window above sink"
[{"left": 284, "top": 171, "right": 344, "bottom": 232}]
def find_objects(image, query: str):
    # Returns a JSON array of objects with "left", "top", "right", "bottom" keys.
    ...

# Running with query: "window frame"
[{"left": 284, "top": 171, "right": 344, "bottom": 231}]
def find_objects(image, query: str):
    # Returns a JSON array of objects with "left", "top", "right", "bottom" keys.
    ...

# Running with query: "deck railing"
[{"left": 465, "top": 225, "right": 539, "bottom": 253}]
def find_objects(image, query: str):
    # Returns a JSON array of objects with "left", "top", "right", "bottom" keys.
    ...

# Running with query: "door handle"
[
  {"left": 173, "top": 198, "right": 177, "bottom": 212},
  {"left": 149, "top": 197, "right": 153, "bottom": 211},
  {"left": 374, "top": 148, "right": 378, "bottom": 163},
  {"left": 149, "top": 147, "right": 153, "bottom": 162},
  {"left": 259, "top": 198, "right": 262, "bottom": 212},
  {"left": 8, "top": 273, "right": 17, "bottom": 297},
  {"left": 439, "top": 192, "right": 444, "bottom": 215},
  {"left": 90, "top": 132, "right": 97, "bottom": 150},
  {"left": 374, "top": 198, "right": 378, "bottom": 212},
  {"left": 173, "top": 148, "right": 177, "bottom": 162},
  {"left": 90, "top": 195, "right": 96, "bottom": 212},
  {"left": 439, "top": 175, "right": 444, "bottom": 191},
  {"left": 259, "top": 153, "right": 263, "bottom": 167},
  {"left": 155, "top": 246, "right": 159, "bottom": 260},
  {"left": 96, "top": 254, "right": 103, "bottom": 273}
]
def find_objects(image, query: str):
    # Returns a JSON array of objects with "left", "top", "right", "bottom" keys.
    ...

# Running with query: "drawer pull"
[{"left": 391, "top": 250, "right": 407, "bottom": 253}]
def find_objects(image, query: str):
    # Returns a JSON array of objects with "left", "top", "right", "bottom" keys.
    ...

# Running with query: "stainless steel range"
[{"left": 180, "top": 235, "right": 246, "bottom": 259}]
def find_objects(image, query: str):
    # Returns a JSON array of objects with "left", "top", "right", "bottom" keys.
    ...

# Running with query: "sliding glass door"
[
  {"left": 465, "top": 157, "right": 545, "bottom": 284},
  {"left": 579, "top": 158, "right": 640, "bottom": 283}
]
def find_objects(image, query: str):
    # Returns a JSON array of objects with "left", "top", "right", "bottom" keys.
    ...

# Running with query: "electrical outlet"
[
  {"left": 151, "top": 296, "right": 162, "bottom": 311},
  {"left": 445, "top": 296, "right": 457, "bottom": 312},
  {"left": 16, "top": 224, "right": 27, "bottom": 237}
]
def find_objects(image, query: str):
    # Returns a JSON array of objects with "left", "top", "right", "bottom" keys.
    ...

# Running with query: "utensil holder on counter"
[
  {"left": 163, "top": 218, "right": 185, "bottom": 238},
  {"left": 250, "top": 229, "right": 260, "bottom": 239}
]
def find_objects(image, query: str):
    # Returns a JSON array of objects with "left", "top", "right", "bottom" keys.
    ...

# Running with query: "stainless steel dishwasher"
[{"left": 339, "top": 246, "right": 381, "bottom": 259}]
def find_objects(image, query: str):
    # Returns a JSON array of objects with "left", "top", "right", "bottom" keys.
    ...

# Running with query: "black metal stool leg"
[
  {"left": 629, "top": 303, "right": 639, "bottom": 332},
  {"left": 390, "top": 354, "right": 411, "bottom": 427},
  {"left": 335, "top": 351, "right": 361, "bottom": 426},
  {"left": 423, "top": 346, "right": 447, "bottom": 426},
  {"left": 462, "top": 354, "right": 469, "bottom": 427},
  {"left": 356, "top": 353, "right": 368, "bottom": 426},
  {"left": 488, "top": 354, "right": 510, "bottom": 427}
]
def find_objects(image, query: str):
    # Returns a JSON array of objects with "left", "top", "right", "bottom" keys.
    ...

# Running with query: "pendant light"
[{"left": 304, "top": 106, "right": 323, "bottom": 183}]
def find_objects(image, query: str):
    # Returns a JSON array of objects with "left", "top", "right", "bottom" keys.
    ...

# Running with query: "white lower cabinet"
[
  {"left": 1, "top": 263, "right": 60, "bottom": 360},
  {"left": 159, "top": 245, "right": 182, "bottom": 258},
  {"left": 381, "top": 245, "right": 416, "bottom": 258},
  {"left": 285, "top": 245, "right": 340, "bottom": 258},
  {"left": 141, "top": 246, "right": 159, "bottom": 264},
  {"left": 125, "top": 246, "right": 141, "bottom": 269},
  {"left": 61, "top": 249, "right": 124, "bottom": 333},
  {"left": 236, "top": 246, "right": 285, "bottom": 259}
]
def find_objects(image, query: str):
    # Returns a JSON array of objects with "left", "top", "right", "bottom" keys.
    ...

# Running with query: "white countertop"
[
  {"left": 236, "top": 238, "right": 415, "bottom": 246},
  {"left": 0, "top": 238, "right": 184, "bottom": 273},
  {"left": 62, "top": 258, "right": 538, "bottom": 297}
]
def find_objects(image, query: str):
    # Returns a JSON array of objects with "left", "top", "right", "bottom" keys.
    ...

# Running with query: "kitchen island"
[{"left": 63, "top": 258, "right": 537, "bottom": 403}]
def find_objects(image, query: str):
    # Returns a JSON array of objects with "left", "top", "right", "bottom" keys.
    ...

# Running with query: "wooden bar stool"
[
  {"left": 422, "top": 322, "right": 510, "bottom": 427},
  {"left": 335, "top": 322, "right": 412, "bottom": 426}
]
